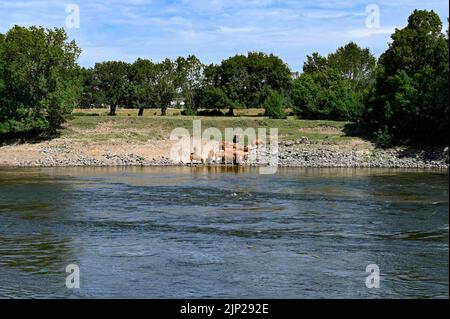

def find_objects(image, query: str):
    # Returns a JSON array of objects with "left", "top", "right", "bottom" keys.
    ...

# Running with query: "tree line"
[
  {"left": 0, "top": 10, "right": 448, "bottom": 146},
  {"left": 77, "top": 52, "right": 293, "bottom": 117}
]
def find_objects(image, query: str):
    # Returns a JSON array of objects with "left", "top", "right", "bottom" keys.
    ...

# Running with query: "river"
[{"left": 0, "top": 167, "right": 448, "bottom": 298}]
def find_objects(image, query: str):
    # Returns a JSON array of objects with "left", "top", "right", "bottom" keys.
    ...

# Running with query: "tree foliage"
[
  {"left": 365, "top": 10, "right": 449, "bottom": 146},
  {"left": 130, "top": 58, "right": 157, "bottom": 115},
  {"left": 292, "top": 69, "right": 362, "bottom": 121},
  {"left": 293, "top": 42, "right": 375, "bottom": 121},
  {"left": 264, "top": 89, "right": 287, "bottom": 119},
  {"left": 200, "top": 52, "right": 292, "bottom": 114},
  {"left": 152, "top": 58, "right": 178, "bottom": 116},
  {"left": 328, "top": 42, "right": 376, "bottom": 90},
  {"left": 92, "top": 61, "right": 132, "bottom": 116},
  {"left": 83, "top": 58, "right": 180, "bottom": 116},
  {"left": 175, "top": 55, "right": 205, "bottom": 113},
  {"left": 0, "top": 26, "right": 81, "bottom": 135},
  {"left": 303, "top": 52, "right": 328, "bottom": 74}
]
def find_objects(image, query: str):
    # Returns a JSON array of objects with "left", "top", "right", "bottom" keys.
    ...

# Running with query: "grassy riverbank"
[
  {"left": 64, "top": 108, "right": 360, "bottom": 145},
  {"left": 1, "top": 108, "right": 447, "bottom": 168}
]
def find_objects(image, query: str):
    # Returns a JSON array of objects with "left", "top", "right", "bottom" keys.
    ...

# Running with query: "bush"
[
  {"left": 264, "top": 90, "right": 287, "bottom": 119},
  {"left": 374, "top": 126, "right": 392, "bottom": 148}
]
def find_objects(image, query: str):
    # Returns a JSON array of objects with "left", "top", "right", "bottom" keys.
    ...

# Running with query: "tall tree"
[
  {"left": 212, "top": 52, "right": 292, "bottom": 115},
  {"left": 0, "top": 26, "right": 81, "bottom": 135},
  {"left": 246, "top": 52, "right": 292, "bottom": 107},
  {"left": 175, "top": 55, "right": 204, "bottom": 112},
  {"left": 366, "top": 10, "right": 449, "bottom": 145},
  {"left": 218, "top": 54, "right": 249, "bottom": 115},
  {"left": 131, "top": 58, "right": 157, "bottom": 116},
  {"left": 154, "top": 58, "right": 177, "bottom": 116},
  {"left": 93, "top": 61, "right": 132, "bottom": 116}
]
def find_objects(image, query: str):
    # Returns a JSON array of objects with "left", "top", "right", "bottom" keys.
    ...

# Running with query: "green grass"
[{"left": 64, "top": 109, "right": 360, "bottom": 145}]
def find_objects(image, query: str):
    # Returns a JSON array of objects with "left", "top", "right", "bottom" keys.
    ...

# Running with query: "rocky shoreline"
[
  {"left": 277, "top": 142, "right": 449, "bottom": 169},
  {"left": 5, "top": 139, "right": 448, "bottom": 169}
]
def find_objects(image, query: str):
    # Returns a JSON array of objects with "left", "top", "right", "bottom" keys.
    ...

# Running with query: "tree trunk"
[
  {"left": 138, "top": 107, "right": 144, "bottom": 116},
  {"left": 109, "top": 105, "right": 116, "bottom": 116},
  {"left": 161, "top": 107, "right": 167, "bottom": 116},
  {"left": 226, "top": 108, "right": 235, "bottom": 117}
]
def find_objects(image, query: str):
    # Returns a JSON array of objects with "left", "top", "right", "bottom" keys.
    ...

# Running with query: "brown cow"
[
  {"left": 219, "top": 149, "right": 248, "bottom": 164},
  {"left": 220, "top": 141, "right": 248, "bottom": 152},
  {"left": 252, "top": 138, "right": 264, "bottom": 146},
  {"left": 190, "top": 152, "right": 204, "bottom": 165}
]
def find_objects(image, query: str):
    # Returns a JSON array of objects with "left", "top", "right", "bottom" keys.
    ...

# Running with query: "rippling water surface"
[{"left": 0, "top": 167, "right": 448, "bottom": 298}]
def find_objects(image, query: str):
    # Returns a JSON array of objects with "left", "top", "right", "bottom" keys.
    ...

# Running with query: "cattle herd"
[{"left": 190, "top": 136, "right": 264, "bottom": 165}]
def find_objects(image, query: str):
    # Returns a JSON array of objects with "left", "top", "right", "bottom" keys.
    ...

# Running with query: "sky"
[{"left": 0, "top": 0, "right": 448, "bottom": 72}]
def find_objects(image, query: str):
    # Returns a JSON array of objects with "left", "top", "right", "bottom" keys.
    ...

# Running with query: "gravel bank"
[
  {"left": 5, "top": 139, "right": 448, "bottom": 169},
  {"left": 277, "top": 142, "right": 448, "bottom": 169}
]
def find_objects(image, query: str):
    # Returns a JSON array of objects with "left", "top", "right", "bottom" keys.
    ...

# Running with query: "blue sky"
[{"left": 1, "top": 0, "right": 448, "bottom": 71}]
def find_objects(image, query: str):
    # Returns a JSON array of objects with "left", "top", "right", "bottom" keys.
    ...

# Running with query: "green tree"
[
  {"left": 198, "top": 86, "right": 231, "bottom": 111},
  {"left": 292, "top": 69, "right": 362, "bottom": 121},
  {"left": 211, "top": 52, "right": 292, "bottom": 115},
  {"left": 245, "top": 52, "right": 292, "bottom": 107},
  {"left": 296, "top": 43, "right": 375, "bottom": 122},
  {"left": 328, "top": 42, "right": 376, "bottom": 90},
  {"left": 217, "top": 54, "right": 248, "bottom": 115},
  {"left": 93, "top": 61, "right": 132, "bottom": 116},
  {"left": 303, "top": 52, "right": 328, "bottom": 74},
  {"left": 0, "top": 33, "right": 5, "bottom": 108},
  {"left": 78, "top": 67, "right": 96, "bottom": 109},
  {"left": 153, "top": 58, "right": 177, "bottom": 116},
  {"left": 366, "top": 10, "right": 449, "bottom": 145},
  {"left": 0, "top": 26, "right": 81, "bottom": 135},
  {"left": 175, "top": 55, "right": 204, "bottom": 113},
  {"left": 131, "top": 58, "right": 157, "bottom": 116}
]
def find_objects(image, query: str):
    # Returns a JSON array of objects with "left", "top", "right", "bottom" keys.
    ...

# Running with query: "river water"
[{"left": 0, "top": 167, "right": 448, "bottom": 298}]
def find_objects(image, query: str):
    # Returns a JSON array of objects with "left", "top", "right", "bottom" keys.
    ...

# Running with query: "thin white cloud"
[
  {"left": 347, "top": 27, "right": 398, "bottom": 38},
  {"left": 218, "top": 26, "right": 260, "bottom": 34}
]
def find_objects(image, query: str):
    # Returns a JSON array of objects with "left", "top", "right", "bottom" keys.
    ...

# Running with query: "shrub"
[
  {"left": 264, "top": 90, "right": 287, "bottom": 119},
  {"left": 374, "top": 126, "right": 392, "bottom": 148}
]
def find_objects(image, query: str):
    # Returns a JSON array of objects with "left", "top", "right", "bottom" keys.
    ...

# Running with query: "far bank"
[{"left": 1, "top": 111, "right": 448, "bottom": 169}]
